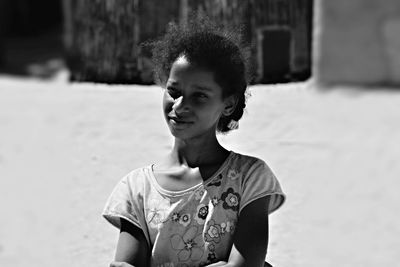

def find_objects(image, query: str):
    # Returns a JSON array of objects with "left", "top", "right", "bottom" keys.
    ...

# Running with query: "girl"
[{"left": 103, "top": 17, "right": 285, "bottom": 267}]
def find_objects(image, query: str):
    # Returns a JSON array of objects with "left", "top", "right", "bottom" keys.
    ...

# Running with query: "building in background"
[
  {"left": 314, "top": 0, "right": 400, "bottom": 86},
  {"left": 0, "top": 0, "right": 63, "bottom": 76},
  {"left": 0, "top": 0, "right": 312, "bottom": 84},
  {"left": 185, "top": 0, "right": 312, "bottom": 83},
  {"left": 64, "top": 0, "right": 312, "bottom": 84},
  {"left": 250, "top": 0, "right": 312, "bottom": 83}
]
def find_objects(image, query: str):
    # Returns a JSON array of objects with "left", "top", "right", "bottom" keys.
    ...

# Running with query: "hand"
[{"left": 110, "top": 261, "right": 136, "bottom": 267}]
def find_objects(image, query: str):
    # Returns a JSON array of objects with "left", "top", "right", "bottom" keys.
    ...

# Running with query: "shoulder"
[
  {"left": 230, "top": 152, "right": 273, "bottom": 178},
  {"left": 229, "top": 152, "right": 286, "bottom": 214},
  {"left": 103, "top": 166, "right": 153, "bottom": 230},
  {"left": 124, "top": 166, "right": 151, "bottom": 184},
  {"left": 114, "top": 165, "right": 155, "bottom": 196}
]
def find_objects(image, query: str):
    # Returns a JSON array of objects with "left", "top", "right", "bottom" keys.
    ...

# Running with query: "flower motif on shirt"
[
  {"left": 221, "top": 221, "right": 235, "bottom": 234},
  {"left": 198, "top": 244, "right": 218, "bottom": 266},
  {"left": 208, "top": 174, "right": 223, "bottom": 187},
  {"left": 207, "top": 252, "right": 218, "bottom": 264},
  {"left": 227, "top": 168, "right": 241, "bottom": 180},
  {"left": 221, "top": 188, "right": 241, "bottom": 212},
  {"left": 171, "top": 212, "right": 181, "bottom": 222},
  {"left": 146, "top": 198, "right": 169, "bottom": 228},
  {"left": 195, "top": 204, "right": 209, "bottom": 225},
  {"left": 194, "top": 188, "right": 206, "bottom": 200},
  {"left": 179, "top": 213, "right": 191, "bottom": 227},
  {"left": 207, "top": 243, "right": 215, "bottom": 252},
  {"left": 146, "top": 207, "right": 166, "bottom": 228},
  {"left": 170, "top": 226, "right": 204, "bottom": 262},
  {"left": 211, "top": 196, "right": 220, "bottom": 206},
  {"left": 204, "top": 220, "right": 222, "bottom": 243}
]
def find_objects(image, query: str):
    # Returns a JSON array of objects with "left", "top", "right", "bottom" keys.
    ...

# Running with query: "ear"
[{"left": 222, "top": 95, "right": 238, "bottom": 117}]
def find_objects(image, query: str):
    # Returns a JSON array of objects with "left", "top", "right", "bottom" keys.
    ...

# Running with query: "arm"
[
  {"left": 110, "top": 218, "right": 150, "bottom": 267},
  {"left": 207, "top": 196, "right": 271, "bottom": 267}
]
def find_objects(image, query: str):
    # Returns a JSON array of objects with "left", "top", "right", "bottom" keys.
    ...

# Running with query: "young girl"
[{"left": 103, "top": 17, "right": 285, "bottom": 267}]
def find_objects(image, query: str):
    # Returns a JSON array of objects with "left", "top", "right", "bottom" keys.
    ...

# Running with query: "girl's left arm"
[{"left": 206, "top": 195, "right": 271, "bottom": 267}]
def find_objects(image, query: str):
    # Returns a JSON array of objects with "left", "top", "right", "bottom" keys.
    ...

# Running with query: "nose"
[{"left": 172, "top": 96, "right": 190, "bottom": 115}]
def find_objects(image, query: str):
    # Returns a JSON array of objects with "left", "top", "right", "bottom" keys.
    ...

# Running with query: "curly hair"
[{"left": 150, "top": 15, "right": 251, "bottom": 133}]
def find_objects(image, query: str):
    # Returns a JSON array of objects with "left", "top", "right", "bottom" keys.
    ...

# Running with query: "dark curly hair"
[{"left": 150, "top": 15, "right": 251, "bottom": 133}]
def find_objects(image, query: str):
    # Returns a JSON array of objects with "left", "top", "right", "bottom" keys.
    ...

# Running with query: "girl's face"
[{"left": 163, "top": 55, "right": 235, "bottom": 140}]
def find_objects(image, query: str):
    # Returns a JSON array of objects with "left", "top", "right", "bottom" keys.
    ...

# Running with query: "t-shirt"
[{"left": 103, "top": 151, "right": 285, "bottom": 267}]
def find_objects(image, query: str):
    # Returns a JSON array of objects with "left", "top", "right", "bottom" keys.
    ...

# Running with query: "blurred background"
[
  {"left": 0, "top": 0, "right": 400, "bottom": 267},
  {"left": 0, "top": 0, "right": 312, "bottom": 84}
]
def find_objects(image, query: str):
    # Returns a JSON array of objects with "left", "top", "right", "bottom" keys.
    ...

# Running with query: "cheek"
[
  {"left": 162, "top": 93, "right": 174, "bottom": 114},
  {"left": 203, "top": 101, "right": 225, "bottom": 117},
  {"left": 197, "top": 107, "right": 224, "bottom": 124}
]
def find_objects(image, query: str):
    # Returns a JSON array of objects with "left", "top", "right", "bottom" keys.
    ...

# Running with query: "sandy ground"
[{"left": 0, "top": 74, "right": 399, "bottom": 267}]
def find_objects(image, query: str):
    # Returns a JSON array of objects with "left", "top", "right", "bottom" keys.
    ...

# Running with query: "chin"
[
  {"left": 169, "top": 128, "right": 193, "bottom": 140},
  {"left": 170, "top": 127, "right": 217, "bottom": 142}
]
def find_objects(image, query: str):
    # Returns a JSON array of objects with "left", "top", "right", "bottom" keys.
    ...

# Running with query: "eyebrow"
[
  {"left": 193, "top": 85, "right": 213, "bottom": 92},
  {"left": 166, "top": 82, "right": 214, "bottom": 93}
]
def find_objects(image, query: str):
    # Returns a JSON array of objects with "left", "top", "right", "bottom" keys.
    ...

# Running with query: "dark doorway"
[{"left": 260, "top": 28, "right": 291, "bottom": 83}]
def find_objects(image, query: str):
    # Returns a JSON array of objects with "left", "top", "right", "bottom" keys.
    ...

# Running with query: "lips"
[
  {"left": 168, "top": 116, "right": 193, "bottom": 127},
  {"left": 170, "top": 117, "right": 191, "bottom": 123},
  {"left": 168, "top": 114, "right": 192, "bottom": 122}
]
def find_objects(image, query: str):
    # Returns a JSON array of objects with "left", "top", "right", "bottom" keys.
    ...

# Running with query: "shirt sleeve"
[
  {"left": 239, "top": 159, "right": 285, "bottom": 214},
  {"left": 102, "top": 170, "right": 143, "bottom": 230}
]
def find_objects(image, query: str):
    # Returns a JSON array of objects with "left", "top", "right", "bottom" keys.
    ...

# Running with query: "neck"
[{"left": 170, "top": 133, "right": 227, "bottom": 168}]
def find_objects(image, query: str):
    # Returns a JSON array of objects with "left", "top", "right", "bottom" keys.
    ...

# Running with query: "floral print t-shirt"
[{"left": 103, "top": 151, "right": 285, "bottom": 267}]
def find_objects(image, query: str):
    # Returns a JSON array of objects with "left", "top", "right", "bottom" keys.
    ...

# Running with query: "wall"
[{"left": 314, "top": 0, "right": 400, "bottom": 85}]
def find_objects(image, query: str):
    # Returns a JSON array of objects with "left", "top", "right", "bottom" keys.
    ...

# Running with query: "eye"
[
  {"left": 194, "top": 92, "right": 208, "bottom": 100},
  {"left": 167, "top": 87, "right": 181, "bottom": 99}
]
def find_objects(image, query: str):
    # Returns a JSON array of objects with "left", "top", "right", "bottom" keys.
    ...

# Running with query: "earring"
[{"left": 227, "top": 120, "right": 239, "bottom": 130}]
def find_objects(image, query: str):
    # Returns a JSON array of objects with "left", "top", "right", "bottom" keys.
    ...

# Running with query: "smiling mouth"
[{"left": 169, "top": 117, "right": 193, "bottom": 125}]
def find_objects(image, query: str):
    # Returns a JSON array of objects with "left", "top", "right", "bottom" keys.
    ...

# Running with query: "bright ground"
[{"left": 0, "top": 74, "right": 399, "bottom": 266}]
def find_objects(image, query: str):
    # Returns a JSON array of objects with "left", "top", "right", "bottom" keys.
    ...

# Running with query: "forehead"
[
  {"left": 170, "top": 55, "right": 211, "bottom": 75},
  {"left": 167, "top": 56, "right": 222, "bottom": 92}
]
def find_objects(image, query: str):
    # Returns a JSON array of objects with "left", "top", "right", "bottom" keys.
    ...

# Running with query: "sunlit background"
[{"left": 0, "top": 0, "right": 399, "bottom": 266}]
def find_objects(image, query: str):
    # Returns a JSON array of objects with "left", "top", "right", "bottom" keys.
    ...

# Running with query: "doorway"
[{"left": 258, "top": 28, "right": 292, "bottom": 83}]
